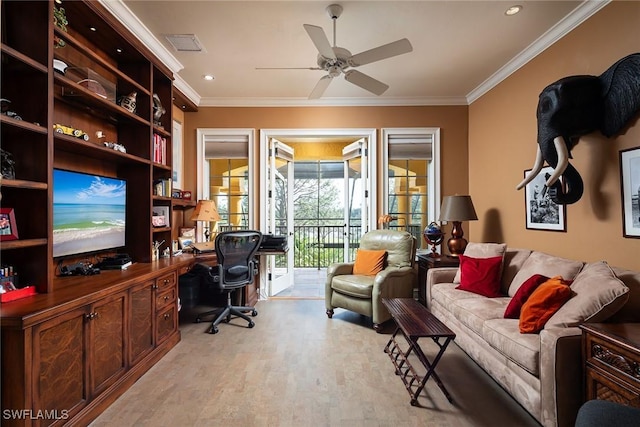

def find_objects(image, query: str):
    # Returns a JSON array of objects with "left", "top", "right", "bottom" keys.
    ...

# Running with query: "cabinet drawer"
[
  {"left": 156, "top": 271, "right": 177, "bottom": 292},
  {"left": 586, "top": 365, "right": 640, "bottom": 406},
  {"left": 155, "top": 288, "right": 176, "bottom": 309},
  {"left": 585, "top": 334, "right": 640, "bottom": 389},
  {"left": 156, "top": 305, "right": 177, "bottom": 343},
  {"left": 178, "top": 264, "right": 193, "bottom": 276}
]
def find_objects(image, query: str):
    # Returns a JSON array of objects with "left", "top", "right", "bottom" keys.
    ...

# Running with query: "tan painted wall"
[
  {"left": 469, "top": 1, "right": 640, "bottom": 270},
  {"left": 182, "top": 105, "right": 468, "bottom": 230}
]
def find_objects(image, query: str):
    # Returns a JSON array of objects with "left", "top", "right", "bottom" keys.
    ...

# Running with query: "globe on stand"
[{"left": 423, "top": 222, "right": 444, "bottom": 258}]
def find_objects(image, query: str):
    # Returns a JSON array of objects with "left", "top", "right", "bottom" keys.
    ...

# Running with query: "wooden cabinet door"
[
  {"left": 129, "top": 280, "right": 155, "bottom": 365},
  {"left": 32, "top": 308, "right": 88, "bottom": 426},
  {"left": 89, "top": 292, "right": 126, "bottom": 397}
]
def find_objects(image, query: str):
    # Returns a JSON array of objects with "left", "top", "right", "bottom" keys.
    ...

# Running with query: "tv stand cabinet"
[{"left": 1, "top": 257, "right": 195, "bottom": 427}]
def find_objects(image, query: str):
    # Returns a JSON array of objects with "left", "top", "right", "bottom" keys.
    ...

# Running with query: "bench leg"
[{"left": 411, "top": 336, "right": 454, "bottom": 404}]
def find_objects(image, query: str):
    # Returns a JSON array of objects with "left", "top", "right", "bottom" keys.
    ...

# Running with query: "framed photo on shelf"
[
  {"left": 180, "top": 227, "right": 195, "bottom": 237},
  {"left": 152, "top": 206, "right": 170, "bottom": 228},
  {"left": 620, "top": 146, "right": 640, "bottom": 238},
  {"left": 0, "top": 208, "right": 18, "bottom": 241},
  {"left": 523, "top": 167, "right": 566, "bottom": 232}
]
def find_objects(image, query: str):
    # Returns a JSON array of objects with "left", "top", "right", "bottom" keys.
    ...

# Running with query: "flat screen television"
[{"left": 53, "top": 169, "right": 127, "bottom": 258}]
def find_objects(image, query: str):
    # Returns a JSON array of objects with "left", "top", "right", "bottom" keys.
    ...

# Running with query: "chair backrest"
[
  {"left": 215, "top": 230, "right": 263, "bottom": 288},
  {"left": 359, "top": 229, "right": 416, "bottom": 268}
]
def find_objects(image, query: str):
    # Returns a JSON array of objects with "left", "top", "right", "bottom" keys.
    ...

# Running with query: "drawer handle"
[
  {"left": 85, "top": 312, "right": 98, "bottom": 320},
  {"left": 592, "top": 344, "right": 639, "bottom": 379},
  {"left": 163, "top": 296, "right": 170, "bottom": 301},
  {"left": 163, "top": 313, "right": 170, "bottom": 320},
  {"left": 163, "top": 279, "right": 170, "bottom": 284}
]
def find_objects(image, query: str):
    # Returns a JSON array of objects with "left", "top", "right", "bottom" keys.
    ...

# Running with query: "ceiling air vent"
[{"left": 164, "top": 34, "right": 205, "bottom": 52}]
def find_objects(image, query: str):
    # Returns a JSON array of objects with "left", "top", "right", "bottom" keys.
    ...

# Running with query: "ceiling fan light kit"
[{"left": 259, "top": 3, "right": 412, "bottom": 99}]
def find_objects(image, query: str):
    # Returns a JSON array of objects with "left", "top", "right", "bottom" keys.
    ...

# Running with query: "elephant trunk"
[{"left": 540, "top": 136, "right": 583, "bottom": 205}]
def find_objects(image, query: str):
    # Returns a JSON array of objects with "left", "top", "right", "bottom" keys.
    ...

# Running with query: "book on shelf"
[
  {"left": 153, "top": 178, "right": 172, "bottom": 197},
  {"left": 153, "top": 133, "right": 168, "bottom": 165}
]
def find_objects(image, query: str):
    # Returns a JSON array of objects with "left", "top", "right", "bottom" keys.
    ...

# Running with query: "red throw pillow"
[
  {"left": 352, "top": 249, "right": 387, "bottom": 276},
  {"left": 504, "top": 274, "right": 549, "bottom": 319},
  {"left": 455, "top": 255, "right": 503, "bottom": 297},
  {"left": 519, "top": 276, "right": 572, "bottom": 333}
]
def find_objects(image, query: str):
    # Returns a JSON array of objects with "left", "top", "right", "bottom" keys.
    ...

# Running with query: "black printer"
[{"left": 258, "top": 234, "right": 288, "bottom": 253}]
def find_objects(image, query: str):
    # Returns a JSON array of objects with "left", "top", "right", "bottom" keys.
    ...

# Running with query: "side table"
[
  {"left": 580, "top": 323, "right": 640, "bottom": 406},
  {"left": 416, "top": 254, "right": 459, "bottom": 306}
]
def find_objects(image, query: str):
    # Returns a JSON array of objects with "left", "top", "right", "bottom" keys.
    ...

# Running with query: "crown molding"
[
  {"left": 173, "top": 75, "right": 201, "bottom": 107},
  {"left": 98, "top": 0, "right": 183, "bottom": 75},
  {"left": 466, "top": 0, "right": 610, "bottom": 104},
  {"left": 197, "top": 96, "right": 468, "bottom": 108}
]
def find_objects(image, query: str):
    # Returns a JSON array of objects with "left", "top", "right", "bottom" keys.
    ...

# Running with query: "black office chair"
[{"left": 195, "top": 230, "right": 262, "bottom": 334}]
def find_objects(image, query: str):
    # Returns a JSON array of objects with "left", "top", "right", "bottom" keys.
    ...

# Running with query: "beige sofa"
[{"left": 425, "top": 244, "right": 640, "bottom": 427}]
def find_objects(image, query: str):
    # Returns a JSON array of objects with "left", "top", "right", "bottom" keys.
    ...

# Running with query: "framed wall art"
[
  {"left": 620, "top": 146, "right": 640, "bottom": 238},
  {"left": 523, "top": 167, "right": 566, "bottom": 232},
  {"left": 0, "top": 208, "right": 18, "bottom": 241},
  {"left": 172, "top": 119, "right": 183, "bottom": 190}
]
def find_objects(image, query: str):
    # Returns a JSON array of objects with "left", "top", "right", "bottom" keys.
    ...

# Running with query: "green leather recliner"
[{"left": 325, "top": 229, "right": 417, "bottom": 332}]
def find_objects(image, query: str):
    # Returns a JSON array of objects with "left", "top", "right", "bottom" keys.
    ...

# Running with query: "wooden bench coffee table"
[{"left": 382, "top": 298, "right": 456, "bottom": 406}]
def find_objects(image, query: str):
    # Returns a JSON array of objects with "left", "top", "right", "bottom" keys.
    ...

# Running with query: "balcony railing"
[{"left": 220, "top": 223, "right": 422, "bottom": 268}]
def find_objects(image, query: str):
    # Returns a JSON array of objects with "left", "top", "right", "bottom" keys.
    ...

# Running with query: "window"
[{"left": 382, "top": 128, "right": 440, "bottom": 250}]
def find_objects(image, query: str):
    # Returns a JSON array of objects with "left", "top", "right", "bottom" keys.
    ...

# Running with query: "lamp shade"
[
  {"left": 190, "top": 199, "right": 221, "bottom": 222},
  {"left": 438, "top": 195, "right": 478, "bottom": 222}
]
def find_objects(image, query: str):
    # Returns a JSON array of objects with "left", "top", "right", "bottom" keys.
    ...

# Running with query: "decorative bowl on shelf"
[{"left": 423, "top": 221, "right": 444, "bottom": 257}]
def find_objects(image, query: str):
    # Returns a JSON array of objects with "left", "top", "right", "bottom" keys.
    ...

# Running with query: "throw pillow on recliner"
[{"left": 352, "top": 249, "right": 387, "bottom": 276}]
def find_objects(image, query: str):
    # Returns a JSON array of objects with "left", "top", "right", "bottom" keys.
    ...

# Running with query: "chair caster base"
[
  {"left": 208, "top": 326, "right": 219, "bottom": 334},
  {"left": 248, "top": 321, "right": 255, "bottom": 328},
  {"left": 251, "top": 310, "right": 258, "bottom": 316},
  {"left": 195, "top": 318, "right": 202, "bottom": 323}
]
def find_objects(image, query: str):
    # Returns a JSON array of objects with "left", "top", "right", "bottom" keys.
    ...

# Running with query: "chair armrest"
[
  {"left": 539, "top": 327, "right": 583, "bottom": 427},
  {"left": 325, "top": 263, "right": 355, "bottom": 307},
  {"left": 371, "top": 266, "right": 417, "bottom": 324}
]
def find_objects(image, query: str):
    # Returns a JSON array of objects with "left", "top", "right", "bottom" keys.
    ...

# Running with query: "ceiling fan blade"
[
  {"left": 344, "top": 70, "right": 389, "bottom": 96},
  {"left": 309, "top": 75, "right": 333, "bottom": 99},
  {"left": 303, "top": 24, "right": 336, "bottom": 60},
  {"left": 256, "top": 67, "right": 322, "bottom": 70},
  {"left": 349, "top": 38, "right": 413, "bottom": 67}
]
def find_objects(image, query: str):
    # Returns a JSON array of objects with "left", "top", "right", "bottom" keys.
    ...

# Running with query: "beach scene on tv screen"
[{"left": 53, "top": 170, "right": 126, "bottom": 258}]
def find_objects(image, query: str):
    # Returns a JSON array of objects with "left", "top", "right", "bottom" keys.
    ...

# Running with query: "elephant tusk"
[
  {"left": 516, "top": 147, "right": 544, "bottom": 190},
  {"left": 545, "top": 136, "right": 569, "bottom": 187}
]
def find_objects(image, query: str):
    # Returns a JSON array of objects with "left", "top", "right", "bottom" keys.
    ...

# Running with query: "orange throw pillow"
[
  {"left": 519, "top": 276, "right": 572, "bottom": 334},
  {"left": 353, "top": 249, "right": 387, "bottom": 276}
]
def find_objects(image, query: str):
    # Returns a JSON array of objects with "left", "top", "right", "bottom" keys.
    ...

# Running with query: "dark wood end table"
[{"left": 416, "top": 254, "right": 459, "bottom": 306}]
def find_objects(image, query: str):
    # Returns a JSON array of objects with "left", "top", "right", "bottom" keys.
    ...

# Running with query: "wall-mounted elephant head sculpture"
[{"left": 517, "top": 53, "right": 640, "bottom": 204}]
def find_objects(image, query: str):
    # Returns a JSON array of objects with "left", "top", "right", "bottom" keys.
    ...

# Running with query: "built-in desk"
[{"left": 0, "top": 256, "right": 194, "bottom": 427}]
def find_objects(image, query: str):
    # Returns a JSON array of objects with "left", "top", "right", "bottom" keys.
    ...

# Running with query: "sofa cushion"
[
  {"left": 453, "top": 242, "right": 507, "bottom": 283},
  {"left": 451, "top": 296, "right": 510, "bottom": 336},
  {"left": 508, "top": 251, "right": 583, "bottom": 296},
  {"left": 519, "top": 277, "right": 572, "bottom": 333},
  {"left": 501, "top": 248, "right": 532, "bottom": 294},
  {"left": 352, "top": 249, "right": 387, "bottom": 276},
  {"left": 456, "top": 255, "right": 504, "bottom": 297},
  {"left": 545, "top": 261, "right": 629, "bottom": 329},
  {"left": 431, "top": 282, "right": 485, "bottom": 310},
  {"left": 483, "top": 319, "right": 540, "bottom": 376},
  {"left": 331, "top": 275, "right": 374, "bottom": 298}
]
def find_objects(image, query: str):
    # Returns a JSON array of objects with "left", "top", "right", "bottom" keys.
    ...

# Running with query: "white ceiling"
[{"left": 109, "top": 1, "right": 606, "bottom": 107}]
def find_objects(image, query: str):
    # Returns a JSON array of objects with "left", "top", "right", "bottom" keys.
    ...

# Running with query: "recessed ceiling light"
[
  {"left": 203, "top": 75, "right": 215, "bottom": 81},
  {"left": 505, "top": 5, "right": 523, "bottom": 16},
  {"left": 89, "top": 26, "right": 97, "bottom": 32},
  {"left": 116, "top": 48, "right": 122, "bottom": 54}
]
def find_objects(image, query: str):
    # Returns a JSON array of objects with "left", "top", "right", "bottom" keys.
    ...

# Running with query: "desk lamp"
[
  {"left": 190, "top": 199, "right": 221, "bottom": 252},
  {"left": 438, "top": 195, "right": 478, "bottom": 257}
]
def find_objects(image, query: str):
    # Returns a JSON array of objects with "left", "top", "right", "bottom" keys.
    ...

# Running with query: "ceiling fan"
[{"left": 257, "top": 4, "right": 413, "bottom": 99}]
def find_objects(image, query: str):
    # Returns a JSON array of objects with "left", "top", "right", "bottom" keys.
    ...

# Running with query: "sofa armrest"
[
  {"left": 425, "top": 267, "right": 458, "bottom": 308},
  {"left": 539, "top": 327, "right": 583, "bottom": 427}
]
